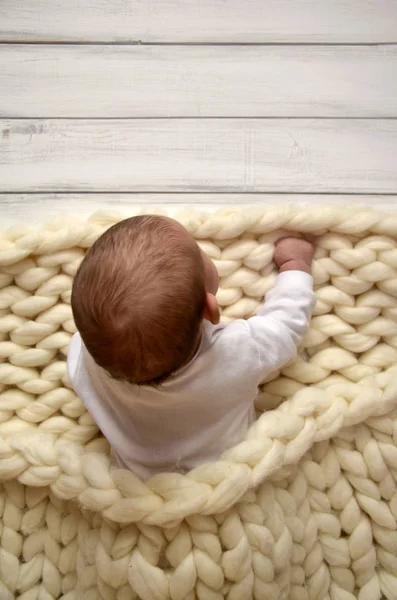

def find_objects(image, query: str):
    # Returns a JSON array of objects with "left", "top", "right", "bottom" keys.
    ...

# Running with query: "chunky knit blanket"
[{"left": 1, "top": 206, "right": 397, "bottom": 600}]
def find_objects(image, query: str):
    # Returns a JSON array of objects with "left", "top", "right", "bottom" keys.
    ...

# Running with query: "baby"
[{"left": 67, "top": 215, "right": 315, "bottom": 479}]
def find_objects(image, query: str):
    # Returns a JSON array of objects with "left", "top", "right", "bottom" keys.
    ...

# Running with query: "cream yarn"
[{"left": 1, "top": 205, "right": 397, "bottom": 599}]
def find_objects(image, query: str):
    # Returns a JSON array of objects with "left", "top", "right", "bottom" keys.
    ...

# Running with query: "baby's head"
[{"left": 71, "top": 215, "right": 219, "bottom": 385}]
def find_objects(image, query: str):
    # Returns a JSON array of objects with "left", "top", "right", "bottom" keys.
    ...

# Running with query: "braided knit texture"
[{"left": 1, "top": 205, "right": 397, "bottom": 599}]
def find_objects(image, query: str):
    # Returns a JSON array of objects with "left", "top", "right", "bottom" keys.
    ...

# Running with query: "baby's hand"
[{"left": 274, "top": 237, "right": 315, "bottom": 274}]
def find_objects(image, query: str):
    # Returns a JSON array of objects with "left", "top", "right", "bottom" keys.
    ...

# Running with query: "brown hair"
[{"left": 71, "top": 216, "right": 206, "bottom": 385}]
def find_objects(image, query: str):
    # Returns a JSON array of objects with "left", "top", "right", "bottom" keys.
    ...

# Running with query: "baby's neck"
[{"left": 179, "top": 325, "right": 203, "bottom": 370}]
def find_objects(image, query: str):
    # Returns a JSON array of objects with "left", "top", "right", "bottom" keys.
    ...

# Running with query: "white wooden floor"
[{"left": 1, "top": 0, "right": 397, "bottom": 226}]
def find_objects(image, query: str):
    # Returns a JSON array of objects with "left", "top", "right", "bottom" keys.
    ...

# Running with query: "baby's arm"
[{"left": 246, "top": 237, "right": 316, "bottom": 377}]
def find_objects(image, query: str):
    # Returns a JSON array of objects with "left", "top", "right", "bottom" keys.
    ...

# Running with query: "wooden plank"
[
  {"left": 0, "top": 119, "right": 396, "bottom": 194},
  {"left": 1, "top": 194, "right": 397, "bottom": 227},
  {"left": 1, "top": 45, "right": 397, "bottom": 118},
  {"left": 1, "top": 0, "right": 397, "bottom": 43}
]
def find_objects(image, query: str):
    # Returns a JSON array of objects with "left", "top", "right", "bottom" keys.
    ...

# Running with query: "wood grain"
[
  {"left": 1, "top": 119, "right": 396, "bottom": 194},
  {"left": 2, "top": 0, "right": 397, "bottom": 43},
  {"left": 2, "top": 45, "right": 397, "bottom": 118},
  {"left": 2, "top": 193, "right": 397, "bottom": 228}
]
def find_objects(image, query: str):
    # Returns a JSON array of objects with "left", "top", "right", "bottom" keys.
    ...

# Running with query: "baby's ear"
[{"left": 203, "top": 293, "right": 220, "bottom": 325}]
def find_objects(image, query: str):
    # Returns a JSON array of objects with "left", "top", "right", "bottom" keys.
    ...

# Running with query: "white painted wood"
[
  {"left": 1, "top": 194, "right": 397, "bottom": 227},
  {"left": 2, "top": 45, "right": 397, "bottom": 118},
  {"left": 0, "top": 119, "right": 396, "bottom": 194},
  {"left": 2, "top": 0, "right": 397, "bottom": 43}
]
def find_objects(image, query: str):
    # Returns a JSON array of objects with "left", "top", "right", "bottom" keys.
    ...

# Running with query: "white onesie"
[{"left": 67, "top": 270, "right": 315, "bottom": 479}]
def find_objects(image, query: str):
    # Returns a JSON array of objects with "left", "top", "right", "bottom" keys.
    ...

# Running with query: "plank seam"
[
  {"left": 3, "top": 191, "right": 397, "bottom": 196},
  {"left": 1, "top": 41, "right": 397, "bottom": 47},
  {"left": 1, "top": 117, "right": 397, "bottom": 121}
]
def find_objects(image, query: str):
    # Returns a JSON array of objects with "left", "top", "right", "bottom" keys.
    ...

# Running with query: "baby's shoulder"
[
  {"left": 194, "top": 319, "right": 259, "bottom": 383},
  {"left": 206, "top": 318, "right": 254, "bottom": 349}
]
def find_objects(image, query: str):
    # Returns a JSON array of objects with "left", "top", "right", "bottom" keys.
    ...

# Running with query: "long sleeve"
[{"left": 245, "top": 271, "right": 316, "bottom": 379}]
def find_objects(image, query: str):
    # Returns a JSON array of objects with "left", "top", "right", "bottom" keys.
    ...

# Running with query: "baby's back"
[{"left": 67, "top": 320, "right": 259, "bottom": 479}]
